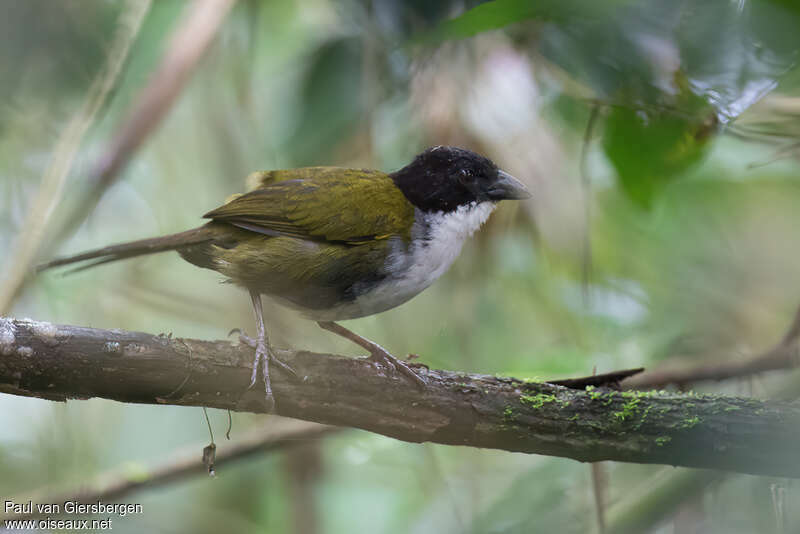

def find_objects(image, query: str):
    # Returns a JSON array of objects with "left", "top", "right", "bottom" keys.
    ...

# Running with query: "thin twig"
[
  {"left": 580, "top": 102, "right": 601, "bottom": 304},
  {"left": 591, "top": 462, "right": 607, "bottom": 534},
  {"left": 549, "top": 367, "right": 643, "bottom": 390},
  {"left": 202, "top": 406, "right": 215, "bottom": 443},
  {"left": 625, "top": 304, "right": 800, "bottom": 389},
  {"left": 0, "top": 0, "right": 152, "bottom": 314}
]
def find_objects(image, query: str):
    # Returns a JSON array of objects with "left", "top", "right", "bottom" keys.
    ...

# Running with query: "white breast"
[
  {"left": 309, "top": 201, "right": 496, "bottom": 320},
  {"left": 399, "top": 201, "right": 496, "bottom": 289}
]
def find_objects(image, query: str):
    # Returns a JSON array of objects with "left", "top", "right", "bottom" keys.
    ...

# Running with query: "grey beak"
[{"left": 488, "top": 170, "right": 531, "bottom": 200}]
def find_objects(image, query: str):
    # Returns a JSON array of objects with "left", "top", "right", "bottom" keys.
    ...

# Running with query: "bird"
[{"left": 38, "top": 146, "right": 530, "bottom": 410}]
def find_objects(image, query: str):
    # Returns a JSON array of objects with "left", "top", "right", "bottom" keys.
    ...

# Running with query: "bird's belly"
[{"left": 302, "top": 271, "right": 438, "bottom": 321}]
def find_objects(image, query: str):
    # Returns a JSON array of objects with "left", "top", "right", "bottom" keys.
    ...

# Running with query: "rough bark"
[{"left": 1, "top": 316, "right": 799, "bottom": 478}]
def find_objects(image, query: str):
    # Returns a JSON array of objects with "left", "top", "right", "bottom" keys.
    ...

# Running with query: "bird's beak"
[{"left": 487, "top": 170, "right": 531, "bottom": 200}]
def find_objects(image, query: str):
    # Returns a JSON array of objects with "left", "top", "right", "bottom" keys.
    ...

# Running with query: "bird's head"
[{"left": 390, "top": 146, "right": 530, "bottom": 213}]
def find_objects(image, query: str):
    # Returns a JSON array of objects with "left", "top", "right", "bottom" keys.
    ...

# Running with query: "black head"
[{"left": 390, "top": 146, "right": 530, "bottom": 213}]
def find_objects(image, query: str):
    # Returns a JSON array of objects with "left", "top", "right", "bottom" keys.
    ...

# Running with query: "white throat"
[
  {"left": 421, "top": 200, "right": 496, "bottom": 260},
  {"left": 305, "top": 201, "right": 496, "bottom": 321}
]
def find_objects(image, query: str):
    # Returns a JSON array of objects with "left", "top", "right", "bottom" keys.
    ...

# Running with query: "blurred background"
[{"left": 2, "top": 0, "right": 800, "bottom": 532}]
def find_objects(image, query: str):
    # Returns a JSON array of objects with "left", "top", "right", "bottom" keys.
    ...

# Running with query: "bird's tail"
[{"left": 37, "top": 226, "right": 217, "bottom": 273}]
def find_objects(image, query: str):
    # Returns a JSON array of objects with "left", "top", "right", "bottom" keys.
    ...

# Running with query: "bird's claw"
[
  {"left": 270, "top": 355, "right": 299, "bottom": 381},
  {"left": 239, "top": 338, "right": 273, "bottom": 413},
  {"left": 234, "top": 330, "right": 256, "bottom": 348},
  {"left": 247, "top": 339, "right": 268, "bottom": 389},
  {"left": 368, "top": 348, "right": 427, "bottom": 388}
]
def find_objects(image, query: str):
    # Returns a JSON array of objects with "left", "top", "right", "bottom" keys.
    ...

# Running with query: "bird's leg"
[
  {"left": 247, "top": 291, "right": 273, "bottom": 409},
  {"left": 239, "top": 291, "right": 298, "bottom": 411},
  {"left": 317, "top": 321, "right": 426, "bottom": 387}
]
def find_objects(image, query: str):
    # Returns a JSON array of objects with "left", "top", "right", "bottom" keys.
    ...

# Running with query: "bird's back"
[{"left": 179, "top": 167, "right": 418, "bottom": 319}]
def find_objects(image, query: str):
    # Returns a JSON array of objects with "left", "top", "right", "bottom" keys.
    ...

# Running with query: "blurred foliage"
[
  {"left": 0, "top": 1, "right": 118, "bottom": 107},
  {"left": 288, "top": 36, "right": 365, "bottom": 163},
  {"left": 430, "top": 0, "right": 631, "bottom": 39},
  {"left": 444, "top": 0, "right": 800, "bottom": 206},
  {"left": 2, "top": 0, "right": 800, "bottom": 533},
  {"left": 602, "top": 76, "right": 718, "bottom": 207}
]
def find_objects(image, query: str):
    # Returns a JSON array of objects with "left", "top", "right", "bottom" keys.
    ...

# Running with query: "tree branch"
[
  {"left": 1, "top": 316, "right": 799, "bottom": 478},
  {"left": 626, "top": 304, "right": 800, "bottom": 389},
  {"left": 1, "top": 419, "right": 336, "bottom": 521}
]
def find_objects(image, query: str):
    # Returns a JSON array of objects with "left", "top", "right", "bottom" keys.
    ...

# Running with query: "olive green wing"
[
  {"left": 204, "top": 168, "right": 414, "bottom": 244},
  {"left": 244, "top": 167, "right": 334, "bottom": 191}
]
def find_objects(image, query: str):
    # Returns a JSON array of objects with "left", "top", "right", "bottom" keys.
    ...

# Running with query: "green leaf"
[
  {"left": 602, "top": 77, "right": 719, "bottom": 208},
  {"left": 425, "top": 0, "right": 630, "bottom": 41}
]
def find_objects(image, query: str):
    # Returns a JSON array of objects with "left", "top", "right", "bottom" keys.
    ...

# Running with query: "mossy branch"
[{"left": 1, "top": 316, "right": 799, "bottom": 478}]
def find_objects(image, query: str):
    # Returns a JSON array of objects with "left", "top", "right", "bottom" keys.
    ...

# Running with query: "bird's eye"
[{"left": 458, "top": 169, "right": 471, "bottom": 183}]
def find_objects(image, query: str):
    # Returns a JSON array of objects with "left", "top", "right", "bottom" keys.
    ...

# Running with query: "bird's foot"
[
  {"left": 316, "top": 320, "right": 427, "bottom": 388},
  {"left": 230, "top": 329, "right": 298, "bottom": 413},
  {"left": 236, "top": 331, "right": 299, "bottom": 381},
  {"left": 367, "top": 345, "right": 427, "bottom": 388},
  {"left": 245, "top": 334, "right": 275, "bottom": 413}
]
